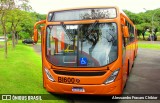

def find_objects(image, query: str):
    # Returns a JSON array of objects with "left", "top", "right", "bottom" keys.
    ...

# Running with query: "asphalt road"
[
  {"left": 32, "top": 44, "right": 160, "bottom": 103},
  {"left": 124, "top": 48, "right": 160, "bottom": 94}
]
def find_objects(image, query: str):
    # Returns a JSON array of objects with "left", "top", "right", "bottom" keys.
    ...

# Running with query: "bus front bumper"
[{"left": 45, "top": 79, "right": 122, "bottom": 95}]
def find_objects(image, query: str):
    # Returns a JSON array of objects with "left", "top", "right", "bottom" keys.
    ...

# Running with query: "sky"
[{"left": 29, "top": 0, "right": 160, "bottom": 14}]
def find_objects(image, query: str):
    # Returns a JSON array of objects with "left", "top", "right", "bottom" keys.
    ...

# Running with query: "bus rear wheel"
[
  {"left": 132, "top": 53, "right": 135, "bottom": 68},
  {"left": 124, "top": 61, "right": 130, "bottom": 88}
]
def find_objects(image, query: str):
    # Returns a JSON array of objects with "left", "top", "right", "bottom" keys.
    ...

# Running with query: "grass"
[
  {"left": 137, "top": 36, "right": 160, "bottom": 50},
  {"left": 138, "top": 42, "right": 160, "bottom": 50},
  {"left": 0, "top": 42, "right": 68, "bottom": 103}
]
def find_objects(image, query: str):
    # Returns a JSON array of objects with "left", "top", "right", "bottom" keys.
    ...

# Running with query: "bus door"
[{"left": 121, "top": 18, "right": 130, "bottom": 87}]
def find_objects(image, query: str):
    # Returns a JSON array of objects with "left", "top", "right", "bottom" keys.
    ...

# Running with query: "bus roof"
[
  {"left": 47, "top": 6, "right": 134, "bottom": 25},
  {"left": 48, "top": 6, "right": 120, "bottom": 13}
]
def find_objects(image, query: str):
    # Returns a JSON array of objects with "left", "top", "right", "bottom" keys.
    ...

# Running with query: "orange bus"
[{"left": 33, "top": 6, "right": 138, "bottom": 95}]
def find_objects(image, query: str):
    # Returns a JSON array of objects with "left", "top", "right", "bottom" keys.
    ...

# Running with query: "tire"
[
  {"left": 132, "top": 53, "right": 135, "bottom": 68},
  {"left": 132, "top": 51, "right": 136, "bottom": 68},
  {"left": 124, "top": 61, "right": 130, "bottom": 88}
]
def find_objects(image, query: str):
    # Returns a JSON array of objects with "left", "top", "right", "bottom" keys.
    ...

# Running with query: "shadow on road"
[{"left": 52, "top": 93, "right": 120, "bottom": 103}]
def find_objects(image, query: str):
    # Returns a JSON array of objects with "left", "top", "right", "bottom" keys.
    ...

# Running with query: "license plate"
[
  {"left": 58, "top": 76, "right": 80, "bottom": 84},
  {"left": 72, "top": 87, "right": 85, "bottom": 92}
]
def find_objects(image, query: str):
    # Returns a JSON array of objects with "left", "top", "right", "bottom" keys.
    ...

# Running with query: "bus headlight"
[
  {"left": 104, "top": 68, "right": 120, "bottom": 84},
  {"left": 44, "top": 68, "right": 55, "bottom": 82}
]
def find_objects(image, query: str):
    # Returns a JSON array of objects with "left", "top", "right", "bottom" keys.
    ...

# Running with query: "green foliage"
[
  {"left": 19, "top": 31, "right": 30, "bottom": 39},
  {"left": 0, "top": 0, "right": 46, "bottom": 40},
  {"left": 7, "top": 34, "right": 12, "bottom": 39},
  {"left": 156, "top": 32, "right": 160, "bottom": 36},
  {"left": 34, "top": 12, "right": 46, "bottom": 20},
  {"left": 0, "top": 29, "right": 2, "bottom": 36},
  {"left": 0, "top": 10, "right": 46, "bottom": 39},
  {"left": 124, "top": 8, "right": 160, "bottom": 36},
  {"left": 19, "top": 11, "right": 37, "bottom": 38},
  {"left": 33, "top": 12, "right": 46, "bottom": 30},
  {"left": 123, "top": 10, "right": 143, "bottom": 24},
  {"left": 136, "top": 23, "right": 149, "bottom": 30}
]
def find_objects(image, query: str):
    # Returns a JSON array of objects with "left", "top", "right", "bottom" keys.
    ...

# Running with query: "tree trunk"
[
  {"left": 1, "top": 16, "right": 8, "bottom": 58},
  {"left": 2, "top": 23, "right": 8, "bottom": 58},
  {"left": 12, "top": 31, "right": 16, "bottom": 48},
  {"left": 4, "top": 29, "right": 8, "bottom": 58},
  {"left": 15, "top": 32, "right": 18, "bottom": 44}
]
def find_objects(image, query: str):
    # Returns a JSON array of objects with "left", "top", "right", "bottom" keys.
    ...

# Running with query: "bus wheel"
[
  {"left": 135, "top": 50, "right": 137, "bottom": 58},
  {"left": 132, "top": 52, "right": 135, "bottom": 68},
  {"left": 124, "top": 61, "right": 130, "bottom": 88}
]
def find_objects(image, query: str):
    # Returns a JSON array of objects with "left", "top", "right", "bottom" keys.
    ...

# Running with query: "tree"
[
  {"left": 123, "top": 10, "right": 143, "bottom": 24},
  {"left": 124, "top": 8, "right": 160, "bottom": 39},
  {"left": 0, "top": 0, "right": 31, "bottom": 58},
  {"left": 19, "top": 12, "right": 37, "bottom": 39},
  {"left": 8, "top": 0, "right": 31, "bottom": 48},
  {"left": 0, "top": 0, "right": 14, "bottom": 58},
  {"left": 7, "top": 9, "right": 28, "bottom": 47}
]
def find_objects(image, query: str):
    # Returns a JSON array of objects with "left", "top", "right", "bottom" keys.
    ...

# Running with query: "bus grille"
[{"left": 53, "top": 70, "right": 106, "bottom": 76}]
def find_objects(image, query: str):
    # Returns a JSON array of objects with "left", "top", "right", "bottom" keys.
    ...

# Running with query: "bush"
[
  {"left": 19, "top": 31, "right": 30, "bottom": 39},
  {"left": 156, "top": 32, "right": 160, "bottom": 36},
  {"left": 144, "top": 31, "right": 160, "bottom": 36},
  {"left": 7, "top": 34, "right": 12, "bottom": 39},
  {"left": 144, "top": 31, "right": 150, "bottom": 36}
]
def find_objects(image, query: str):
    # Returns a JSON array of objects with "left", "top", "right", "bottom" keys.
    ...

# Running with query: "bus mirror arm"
[
  {"left": 33, "top": 20, "right": 46, "bottom": 43},
  {"left": 123, "top": 26, "right": 129, "bottom": 38}
]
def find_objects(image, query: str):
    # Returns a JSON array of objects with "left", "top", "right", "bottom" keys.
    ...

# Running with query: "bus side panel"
[{"left": 42, "top": 26, "right": 46, "bottom": 88}]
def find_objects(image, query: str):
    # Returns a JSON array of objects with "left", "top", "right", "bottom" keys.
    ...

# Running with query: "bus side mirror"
[
  {"left": 123, "top": 26, "right": 129, "bottom": 38},
  {"left": 34, "top": 29, "right": 38, "bottom": 43},
  {"left": 33, "top": 20, "right": 46, "bottom": 43}
]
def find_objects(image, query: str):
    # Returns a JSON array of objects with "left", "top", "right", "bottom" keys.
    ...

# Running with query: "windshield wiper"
[
  {"left": 85, "top": 20, "right": 99, "bottom": 56},
  {"left": 60, "top": 22, "right": 74, "bottom": 41}
]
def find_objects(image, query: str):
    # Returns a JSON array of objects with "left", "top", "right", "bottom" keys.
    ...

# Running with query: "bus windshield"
[{"left": 46, "top": 23, "right": 118, "bottom": 67}]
